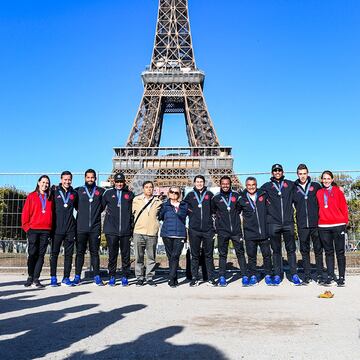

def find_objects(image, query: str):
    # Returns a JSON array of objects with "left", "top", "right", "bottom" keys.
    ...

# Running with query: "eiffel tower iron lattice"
[{"left": 112, "top": 0, "right": 239, "bottom": 191}]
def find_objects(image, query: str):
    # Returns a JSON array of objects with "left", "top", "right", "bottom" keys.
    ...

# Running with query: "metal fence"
[{"left": 0, "top": 171, "right": 359, "bottom": 270}]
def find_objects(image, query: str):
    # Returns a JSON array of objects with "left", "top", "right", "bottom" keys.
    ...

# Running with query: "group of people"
[{"left": 21, "top": 163, "right": 348, "bottom": 288}]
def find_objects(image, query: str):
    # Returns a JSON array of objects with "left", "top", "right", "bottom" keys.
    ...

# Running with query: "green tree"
[{"left": 0, "top": 186, "right": 27, "bottom": 240}]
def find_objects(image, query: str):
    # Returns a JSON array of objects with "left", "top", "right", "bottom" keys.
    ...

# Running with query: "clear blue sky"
[{"left": 1, "top": 0, "right": 359, "bottom": 176}]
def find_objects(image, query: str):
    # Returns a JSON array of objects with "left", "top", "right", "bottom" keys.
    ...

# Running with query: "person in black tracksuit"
[
  {"left": 260, "top": 164, "right": 301, "bottom": 285},
  {"left": 238, "top": 177, "right": 272, "bottom": 285},
  {"left": 50, "top": 171, "right": 78, "bottom": 286},
  {"left": 73, "top": 169, "right": 105, "bottom": 285},
  {"left": 293, "top": 164, "right": 324, "bottom": 284},
  {"left": 184, "top": 175, "right": 216, "bottom": 286},
  {"left": 211, "top": 176, "right": 246, "bottom": 286},
  {"left": 102, "top": 173, "right": 134, "bottom": 286}
]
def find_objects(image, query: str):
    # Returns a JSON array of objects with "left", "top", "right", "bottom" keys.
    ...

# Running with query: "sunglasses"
[
  {"left": 169, "top": 190, "right": 180, "bottom": 195},
  {"left": 273, "top": 169, "right": 283, "bottom": 173},
  {"left": 115, "top": 180, "right": 125, "bottom": 183}
]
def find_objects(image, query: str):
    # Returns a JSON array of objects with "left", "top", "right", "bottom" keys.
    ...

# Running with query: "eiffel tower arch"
[{"left": 113, "top": 0, "right": 239, "bottom": 192}]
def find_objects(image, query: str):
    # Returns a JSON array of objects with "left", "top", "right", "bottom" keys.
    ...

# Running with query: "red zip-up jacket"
[
  {"left": 22, "top": 191, "right": 54, "bottom": 232},
  {"left": 316, "top": 186, "right": 348, "bottom": 226}
]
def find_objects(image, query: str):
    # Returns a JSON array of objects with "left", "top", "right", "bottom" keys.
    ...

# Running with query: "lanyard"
[
  {"left": 59, "top": 189, "right": 71, "bottom": 208},
  {"left": 272, "top": 181, "right": 284, "bottom": 196},
  {"left": 39, "top": 193, "right": 47, "bottom": 213},
  {"left": 246, "top": 192, "right": 257, "bottom": 212},
  {"left": 84, "top": 186, "right": 96, "bottom": 203},
  {"left": 323, "top": 186, "right": 332, "bottom": 208},
  {"left": 116, "top": 190, "right": 122, "bottom": 207},
  {"left": 194, "top": 190, "right": 207, "bottom": 208},
  {"left": 221, "top": 192, "right": 233, "bottom": 211},
  {"left": 297, "top": 182, "right": 311, "bottom": 200}
]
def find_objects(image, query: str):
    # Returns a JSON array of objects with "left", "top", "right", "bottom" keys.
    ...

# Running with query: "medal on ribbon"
[
  {"left": 297, "top": 182, "right": 311, "bottom": 200},
  {"left": 59, "top": 189, "right": 71, "bottom": 208},
  {"left": 272, "top": 181, "right": 284, "bottom": 196},
  {"left": 246, "top": 192, "right": 257, "bottom": 212},
  {"left": 324, "top": 187, "right": 332, "bottom": 209},
  {"left": 194, "top": 190, "right": 207, "bottom": 208},
  {"left": 117, "top": 190, "right": 122, "bottom": 207},
  {"left": 85, "top": 186, "right": 96, "bottom": 203},
  {"left": 39, "top": 193, "right": 47, "bottom": 214},
  {"left": 221, "top": 192, "right": 233, "bottom": 212}
]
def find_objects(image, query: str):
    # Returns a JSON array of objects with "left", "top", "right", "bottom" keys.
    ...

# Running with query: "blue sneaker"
[
  {"left": 94, "top": 275, "right": 104, "bottom": 286},
  {"left": 108, "top": 276, "right": 116, "bottom": 287},
  {"left": 121, "top": 277, "right": 129, "bottom": 287},
  {"left": 249, "top": 275, "right": 258, "bottom": 286},
  {"left": 242, "top": 276, "right": 249, "bottom": 287},
  {"left": 72, "top": 274, "right": 81, "bottom": 286},
  {"left": 264, "top": 275, "right": 273, "bottom": 286},
  {"left": 273, "top": 275, "right": 281, "bottom": 286},
  {"left": 218, "top": 276, "right": 227, "bottom": 287},
  {"left": 291, "top": 274, "right": 302, "bottom": 286},
  {"left": 61, "top": 277, "right": 73, "bottom": 287},
  {"left": 50, "top": 276, "right": 58, "bottom": 287}
]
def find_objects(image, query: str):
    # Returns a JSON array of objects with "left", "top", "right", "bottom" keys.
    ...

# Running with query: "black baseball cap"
[
  {"left": 271, "top": 164, "right": 283, "bottom": 172},
  {"left": 114, "top": 173, "right": 125, "bottom": 182}
]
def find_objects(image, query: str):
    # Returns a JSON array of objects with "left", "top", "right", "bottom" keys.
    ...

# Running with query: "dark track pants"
[
  {"left": 75, "top": 232, "right": 101, "bottom": 276},
  {"left": 298, "top": 227, "right": 324, "bottom": 278},
  {"left": 50, "top": 232, "right": 76, "bottom": 278},
  {"left": 105, "top": 235, "right": 131, "bottom": 277},
  {"left": 319, "top": 225, "right": 346, "bottom": 279},
  {"left": 189, "top": 229, "right": 215, "bottom": 281},
  {"left": 268, "top": 223, "right": 297, "bottom": 277},
  {"left": 218, "top": 234, "right": 247, "bottom": 277},
  {"left": 163, "top": 237, "right": 185, "bottom": 280},
  {"left": 245, "top": 238, "right": 272, "bottom": 277},
  {"left": 27, "top": 230, "right": 50, "bottom": 280}
]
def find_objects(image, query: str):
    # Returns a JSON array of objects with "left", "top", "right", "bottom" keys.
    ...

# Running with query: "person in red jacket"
[
  {"left": 316, "top": 170, "right": 348, "bottom": 286},
  {"left": 22, "top": 175, "right": 54, "bottom": 287}
]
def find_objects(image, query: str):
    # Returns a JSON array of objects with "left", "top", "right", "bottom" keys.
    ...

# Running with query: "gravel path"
[{"left": 0, "top": 274, "right": 359, "bottom": 359}]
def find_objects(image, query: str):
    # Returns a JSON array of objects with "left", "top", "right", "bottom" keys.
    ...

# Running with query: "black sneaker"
[
  {"left": 317, "top": 276, "right": 325, "bottom": 285},
  {"left": 136, "top": 279, "right": 145, "bottom": 287},
  {"left": 323, "top": 277, "right": 335, "bottom": 286},
  {"left": 189, "top": 279, "right": 199, "bottom": 287},
  {"left": 337, "top": 277, "right": 345, "bottom": 287},
  {"left": 33, "top": 279, "right": 45, "bottom": 288},
  {"left": 146, "top": 279, "right": 157, "bottom": 287},
  {"left": 24, "top": 277, "right": 33, "bottom": 287},
  {"left": 168, "top": 279, "right": 176, "bottom": 288},
  {"left": 207, "top": 279, "right": 217, "bottom": 287},
  {"left": 303, "top": 276, "right": 312, "bottom": 285}
]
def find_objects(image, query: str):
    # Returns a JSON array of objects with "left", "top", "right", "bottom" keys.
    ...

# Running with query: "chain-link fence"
[{"left": 1, "top": 171, "right": 359, "bottom": 270}]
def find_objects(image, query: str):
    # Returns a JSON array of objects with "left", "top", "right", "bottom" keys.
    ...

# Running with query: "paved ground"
[{"left": 0, "top": 273, "right": 359, "bottom": 360}]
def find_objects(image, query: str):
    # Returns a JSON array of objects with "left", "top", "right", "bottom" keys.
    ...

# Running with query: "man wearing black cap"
[
  {"left": 102, "top": 173, "right": 135, "bottom": 286},
  {"left": 261, "top": 164, "right": 301, "bottom": 286}
]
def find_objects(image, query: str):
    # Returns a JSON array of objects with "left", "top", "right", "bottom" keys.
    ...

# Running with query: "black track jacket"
[
  {"left": 76, "top": 184, "right": 105, "bottom": 234},
  {"left": 260, "top": 176, "right": 295, "bottom": 226},
  {"left": 293, "top": 177, "right": 321, "bottom": 229},
  {"left": 102, "top": 186, "right": 134, "bottom": 236}
]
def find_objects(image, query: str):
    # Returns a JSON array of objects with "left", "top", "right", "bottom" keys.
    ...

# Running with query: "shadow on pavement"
[
  {"left": 0, "top": 304, "right": 147, "bottom": 360},
  {"left": 68, "top": 325, "right": 229, "bottom": 360},
  {"left": 0, "top": 291, "right": 91, "bottom": 314}
]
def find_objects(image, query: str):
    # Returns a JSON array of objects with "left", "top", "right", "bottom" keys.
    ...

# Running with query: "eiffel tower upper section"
[
  {"left": 126, "top": 0, "right": 220, "bottom": 149},
  {"left": 113, "top": 0, "right": 238, "bottom": 190}
]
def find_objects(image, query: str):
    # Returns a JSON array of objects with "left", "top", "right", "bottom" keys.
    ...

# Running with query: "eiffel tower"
[{"left": 113, "top": 0, "right": 239, "bottom": 191}]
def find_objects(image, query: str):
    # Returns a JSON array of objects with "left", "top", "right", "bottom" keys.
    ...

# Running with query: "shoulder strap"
[{"left": 133, "top": 197, "right": 155, "bottom": 227}]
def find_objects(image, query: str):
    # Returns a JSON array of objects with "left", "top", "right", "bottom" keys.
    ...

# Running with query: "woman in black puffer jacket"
[{"left": 159, "top": 186, "right": 188, "bottom": 287}]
